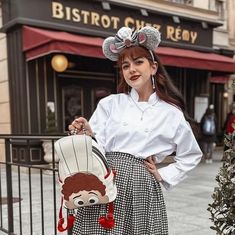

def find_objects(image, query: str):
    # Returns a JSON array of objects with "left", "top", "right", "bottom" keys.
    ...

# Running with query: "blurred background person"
[
  {"left": 222, "top": 102, "right": 235, "bottom": 160},
  {"left": 223, "top": 103, "right": 235, "bottom": 134},
  {"left": 200, "top": 104, "right": 217, "bottom": 163}
]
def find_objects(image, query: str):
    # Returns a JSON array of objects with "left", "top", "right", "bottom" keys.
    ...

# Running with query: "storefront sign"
[
  {"left": 2, "top": 0, "right": 214, "bottom": 48},
  {"left": 52, "top": 2, "right": 198, "bottom": 44}
]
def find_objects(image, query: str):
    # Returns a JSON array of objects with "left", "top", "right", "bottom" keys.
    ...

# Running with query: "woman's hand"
[
  {"left": 68, "top": 117, "right": 94, "bottom": 137},
  {"left": 144, "top": 156, "right": 163, "bottom": 182}
]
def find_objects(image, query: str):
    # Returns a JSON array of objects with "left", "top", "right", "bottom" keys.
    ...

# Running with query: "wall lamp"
[
  {"left": 51, "top": 54, "right": 68, "bottom": 72},
  {"left": 202, "top": 22, "right": 208, "bottom": 29},
  {"left": 223, "top": 91, "right": 228, "bottom": 98},
  {"left": 172, "top": 15, "right": 180, "bottom": 24},
  {"left": 102, "top": 2, "right": 111, "bottom": 10},
  {"left": 140, "top": 9, "right": 148, "bottom": 17}
]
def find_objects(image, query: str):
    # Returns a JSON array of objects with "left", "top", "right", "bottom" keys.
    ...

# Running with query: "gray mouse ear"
[
  {"left": 102, "top": 37, "right": 119, "bottom": 61},
  {"left": 138, "top": 26, "right": 161, "bottom": 51}
]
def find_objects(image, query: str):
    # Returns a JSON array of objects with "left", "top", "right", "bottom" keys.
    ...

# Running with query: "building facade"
[
  {"left": 0, "top": 0, "right": 235, "bottom": 163},
  {"left": 0, "top": 4, "right": 10, "bottom": 161}
]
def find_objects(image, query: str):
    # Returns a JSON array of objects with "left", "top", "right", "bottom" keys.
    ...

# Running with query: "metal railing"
[{"left": 0, "top": 135, "right": 71, "bottom": 235}]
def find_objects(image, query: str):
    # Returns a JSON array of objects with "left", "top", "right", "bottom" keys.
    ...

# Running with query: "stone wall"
[
  {"left": 0, "top": 6, "right": 11, "bottom": 162},
  {"left": 228, "top": 0, "right": 235, "bottom": 48}
]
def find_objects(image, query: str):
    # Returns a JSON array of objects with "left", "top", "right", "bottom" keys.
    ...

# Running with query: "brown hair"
[
  {"left": 117, "top": 46, "right": 199, "bottom": 135},
  {"left": 117, "top": 46, "right": 185, "bottom": 111},
  {"left": 62, "top": 173, "right": 106, "bottom": 200}
]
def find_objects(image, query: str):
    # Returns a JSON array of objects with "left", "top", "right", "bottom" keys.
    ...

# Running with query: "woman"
[{"left": 69, "top": 26, "right": 202, "bottom": 235}]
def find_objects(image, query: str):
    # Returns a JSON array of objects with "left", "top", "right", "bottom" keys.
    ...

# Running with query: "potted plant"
[{"left": 207, "top": 131, "right": 235, "bottom": 235}]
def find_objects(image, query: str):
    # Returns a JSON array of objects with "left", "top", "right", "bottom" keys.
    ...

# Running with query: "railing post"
[
  {"left": 67, "top": 228, "right": 72, "bottom": 235},
  {"left": 5, "top": 138, "right": 14, "bottom": 234},
  {"left": 0, "top": 134, "right": 65, "bottom": 235}
]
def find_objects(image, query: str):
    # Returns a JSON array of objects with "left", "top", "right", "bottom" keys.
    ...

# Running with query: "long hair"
[
  {"left": 116, "top": 46, "right": 199, "bottom": 135},
  {"left": 117, "top": 46, "right": 185, "bottom": 111}
]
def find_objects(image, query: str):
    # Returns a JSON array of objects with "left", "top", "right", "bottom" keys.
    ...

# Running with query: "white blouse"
[{"left": 89, "top": 89, "right": 202, "bottom": 189}]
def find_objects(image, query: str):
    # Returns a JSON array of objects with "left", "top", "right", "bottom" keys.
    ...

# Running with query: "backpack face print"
[{"left": 62, "top": 172, "right": 110, "bottom": 208}]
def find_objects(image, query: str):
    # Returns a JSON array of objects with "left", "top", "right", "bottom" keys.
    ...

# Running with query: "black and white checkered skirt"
[{"left": 72, "top": 152, "right": 168, "bottom": 235}]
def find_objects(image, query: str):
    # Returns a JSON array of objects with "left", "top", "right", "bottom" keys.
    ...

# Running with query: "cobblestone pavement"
[{"left": 0, "top": 147, "right": 224, "bottom": 235}]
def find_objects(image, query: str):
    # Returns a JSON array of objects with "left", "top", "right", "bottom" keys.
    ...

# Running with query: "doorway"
[{"left": 58, "top": 75, "right": 115, "bottom": 132}]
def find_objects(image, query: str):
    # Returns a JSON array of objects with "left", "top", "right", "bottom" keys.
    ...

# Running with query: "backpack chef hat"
[
  {"left": 55, "top": 135, "right": 117, "bottom": 231},
  {"left": 57, "top": 136, "right": 117, "bottom": 205},
  {"left": 102, "top": 26, "right": 161, "bottom": 61}
]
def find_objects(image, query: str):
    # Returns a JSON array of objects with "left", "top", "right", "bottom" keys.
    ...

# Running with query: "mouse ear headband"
[{"left": 102, "top": 26, "right": 161, "bottom": 61}]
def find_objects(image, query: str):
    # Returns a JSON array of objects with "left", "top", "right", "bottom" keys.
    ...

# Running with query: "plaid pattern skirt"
[{"left": 72, "top": 152, "right": 168, "bottom": 235}]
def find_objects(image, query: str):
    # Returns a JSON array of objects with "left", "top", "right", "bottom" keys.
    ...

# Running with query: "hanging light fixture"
[{"left": 51, "top": 54, "right": 68, "bottom": 72}]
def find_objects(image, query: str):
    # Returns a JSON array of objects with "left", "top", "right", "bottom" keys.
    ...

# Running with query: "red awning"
[
  {"left": 23, "top": 26, "right": 104, "bottom": 60},
  {"left": 23, "top": 26, "right": 235, "bottom": 72},
  {"left": 156, "top": 47, "right": 235, "bottom": 72},
  {"left": 209, "top": 76, "right": 229, "bottom": 84}
]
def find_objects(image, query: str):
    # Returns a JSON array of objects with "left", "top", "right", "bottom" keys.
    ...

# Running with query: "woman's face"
[{"left": 121, "top": 56, "right": 157, "bottom": 92}]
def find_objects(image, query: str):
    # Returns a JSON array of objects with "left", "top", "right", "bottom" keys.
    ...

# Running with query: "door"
[
  {"left": 58, "top": 76, "right": 115, "bottom": 132},
  {"left": 210, "top": 82, "right": 225, "bottom": 142}
]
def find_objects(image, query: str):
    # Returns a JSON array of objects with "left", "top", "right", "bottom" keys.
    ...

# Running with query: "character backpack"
[{"left": 55, "top": 133, "right": 117, "bottom": 232}]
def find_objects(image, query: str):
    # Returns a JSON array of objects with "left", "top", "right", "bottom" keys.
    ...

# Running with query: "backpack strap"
[
  {"left": 98, "top": 201, "right": 115, "bottom": 229},
  {"left": 57, "top": 197, "right": 75, "bottom": 232}
]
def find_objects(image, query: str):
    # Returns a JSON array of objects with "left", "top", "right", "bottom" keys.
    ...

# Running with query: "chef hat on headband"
[{"left": 102, "top": 26, "right": 161, "bottom": 61}]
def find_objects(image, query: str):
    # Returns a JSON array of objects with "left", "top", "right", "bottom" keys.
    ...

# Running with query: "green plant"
[
  {"left": 208, "top": 132, "right": 235, "bottom": 235},
  {"left": 45, "top": 107, "right": 58, "bottom": 133}
]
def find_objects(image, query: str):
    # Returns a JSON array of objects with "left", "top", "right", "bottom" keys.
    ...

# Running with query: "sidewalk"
[
  {"left": 0, "top": 147, "right": 224, "bottom": 235},
  {"left": 163, "top": 146, "right": 223, "bottom": 235}
]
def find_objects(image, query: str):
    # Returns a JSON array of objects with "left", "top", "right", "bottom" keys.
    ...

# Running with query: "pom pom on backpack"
[{"left": 98, "top": 201, "right": 115, "bottom": 229}]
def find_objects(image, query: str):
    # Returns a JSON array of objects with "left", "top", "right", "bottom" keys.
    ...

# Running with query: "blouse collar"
[{"left": 130, "top": 88, "right": 159, "bottom": 104}]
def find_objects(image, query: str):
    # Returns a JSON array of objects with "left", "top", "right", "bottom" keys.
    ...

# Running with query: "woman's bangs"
[{"left": 118, "top": 46, "right": 150, "bottom": 65}]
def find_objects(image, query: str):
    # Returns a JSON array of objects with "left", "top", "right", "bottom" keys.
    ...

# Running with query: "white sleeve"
[
  {"left": 88, "top": 96, "right": 112, "bottom": 151},
  {"left": 158, "top": 117, "right": 202, "bottom": 190}
]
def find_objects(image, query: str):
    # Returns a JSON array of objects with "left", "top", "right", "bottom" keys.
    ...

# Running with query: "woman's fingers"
[
  {"left": 73, "top": 121, "right": 84, "bottom": 130},
  {"left": 68, "top": 117, "right": 94, "bottom": 136},
  {"left": 68, "top": 125, "right": 74, "bottom": 131},
  {"left": 144, "top": 160, "right": 156, "bottom": 171},
  {"left": 144, "top": 158, "right": 162, "bottom": 182},
  {"left": 144, "top": 155, "right": 158, "bottom": 174},
  {"left": 68, "top": 117, "right": 87, "bottom": 130},
  {"left": 146, "top": 155, "right": 156, "bottom": 165}
]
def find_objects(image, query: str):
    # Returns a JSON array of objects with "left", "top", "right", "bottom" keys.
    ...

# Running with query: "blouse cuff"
[{"left": 158, "top": 165, "right": 187, "bottom": 190}]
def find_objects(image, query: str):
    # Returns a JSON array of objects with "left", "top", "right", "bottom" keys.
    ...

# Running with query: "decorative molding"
[{"left": 108, "top": 0, "right": 219, "bottom": 22}]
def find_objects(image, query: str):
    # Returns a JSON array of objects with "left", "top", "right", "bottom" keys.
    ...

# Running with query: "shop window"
[
  {"left": 183, "top": 0, "right": 193, "bottom": 5},
  {"left": 92, "top": 88, "right": 111, "bottom": 111},
  {"left": 62, "top": 86, "right": 83, "bottom": 131},
  {"left": 209, "top": 0, "right": 216, "bottom": 10},
  {"left": 209, "top": 0, "right": 224, "bottom": 19},
  {"left": 216, "top": 1, "right": 224, "bottom": 20},
  {"left": 166, "top": 0, "right": 193, "bottom": 5}
]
